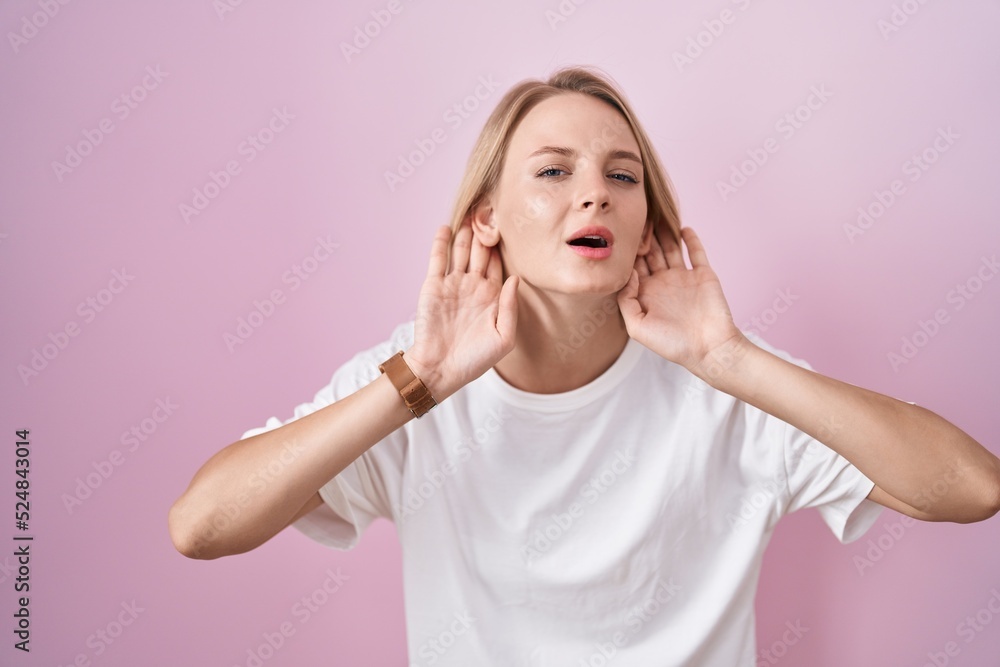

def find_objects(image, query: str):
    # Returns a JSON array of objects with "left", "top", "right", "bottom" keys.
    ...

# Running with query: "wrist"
[
  {"left": 377, "top": 350, "right": 440, "bottom": 418},
  {"left": 690, "top": 332, "right": 755, "bottom": 391},
  {"left": 400, "top": 351, "right": 449, "bottom": 403}
]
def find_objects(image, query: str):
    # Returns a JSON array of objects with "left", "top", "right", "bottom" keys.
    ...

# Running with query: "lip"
[
  {"left": 565, "top": 225, "right": 614, "bottom": 260},
  {"left": 566, "top": 225, "right": 615, "bottom": 246},
  {"left": 568, "top": 245, "right": 613, "bottom": 259}
]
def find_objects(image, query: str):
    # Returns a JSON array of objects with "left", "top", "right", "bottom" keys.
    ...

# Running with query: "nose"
[{"left": 578, "top": 161, "right": 610, "bottom": 212}]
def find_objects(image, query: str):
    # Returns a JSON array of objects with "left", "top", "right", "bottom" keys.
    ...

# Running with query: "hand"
[
  {"left": 616, "top": 226, "right": 744, "bottom": 380},
  {"left": 404, "top": 223, "right": 519, "bottom": 401}
]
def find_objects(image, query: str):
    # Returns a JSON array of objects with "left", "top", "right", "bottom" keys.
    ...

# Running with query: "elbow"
[
  {"left": 978, "top": 456, "right": 1000, "bottom": 521},
  {"left": 168, "top": 498, "right": 220, "bottom": 560},
  {"left": 982, "top": 464, "right": 1000, "bottom": 521},
  {"left": 954, "top": 462, "right": 1000, "bottom": 524}
]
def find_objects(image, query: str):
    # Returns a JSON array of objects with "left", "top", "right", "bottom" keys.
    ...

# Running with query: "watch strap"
[{"left": 378, "top": 351, "right": 437, "bottom": 418}]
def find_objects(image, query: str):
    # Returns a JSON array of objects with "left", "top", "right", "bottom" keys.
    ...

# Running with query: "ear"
[
  {"left": 636, "top": 218, "right": 654, "bottom": 256},
  {"left": 469, "top": 199, "right": 500, "bottom": 247}
]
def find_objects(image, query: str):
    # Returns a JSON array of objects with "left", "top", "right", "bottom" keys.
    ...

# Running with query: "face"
[{"left": 472, "top": 92, "right": 653, "bottom": 296}]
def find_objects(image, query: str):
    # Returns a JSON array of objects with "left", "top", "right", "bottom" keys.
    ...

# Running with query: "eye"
[
  {"left": 536, "top": 166, "right": 568, "bottom": 178},
  {"left": 609, "top": 172, "right": 639, "bottom": 184}
]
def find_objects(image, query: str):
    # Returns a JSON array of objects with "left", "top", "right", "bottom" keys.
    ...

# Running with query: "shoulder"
[{"left": 642, "top": 331, "right": 815, "bottom": 415}]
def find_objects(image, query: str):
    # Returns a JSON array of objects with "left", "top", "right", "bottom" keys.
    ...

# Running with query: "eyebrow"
[{"left": 527, "top": 145, "right": 643, "bottom": 166}]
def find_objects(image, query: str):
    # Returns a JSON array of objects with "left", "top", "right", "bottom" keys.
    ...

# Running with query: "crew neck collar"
[{"left": 479, "top": 337, "right": 645, "bottom": 412}]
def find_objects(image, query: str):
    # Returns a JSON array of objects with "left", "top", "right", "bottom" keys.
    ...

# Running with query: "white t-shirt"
[{"left": 239, "top": 321, "right": 884, "bottom": 666}]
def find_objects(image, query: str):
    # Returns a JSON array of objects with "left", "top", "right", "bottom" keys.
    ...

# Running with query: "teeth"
[{"left": 569, "top": 235, "right": 608, "bottom": 248}]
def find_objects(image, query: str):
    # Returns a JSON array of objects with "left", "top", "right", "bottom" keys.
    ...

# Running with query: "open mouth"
[{"left": 567, "top": 235, "right": 609, "bottom": 248}]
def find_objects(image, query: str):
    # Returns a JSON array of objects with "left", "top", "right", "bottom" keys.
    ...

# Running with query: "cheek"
[
  {"left": 512, "top": 192, "right": 554, "bottom": 231},
  {"left": 625, "top": 198, "right": 649, "bottom": 242},
  {"left": 500, "top": 190, "right": 559, "bottom": 243}
]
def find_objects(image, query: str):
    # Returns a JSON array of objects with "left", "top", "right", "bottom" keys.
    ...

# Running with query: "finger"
[
  {"left": 645, "top": 231, "right": 669, "bottom": 273},
  {"left": 449, "top": 223, "right": 473, "bottom": 274},
  {"left": 635, "top": 254, "right": 651, "bottom": 278},
  {"left": 496, "top": 275, "right": 519, "bottom": 348},
  {"left": 485, "top": 245, "right": 503, "bottom": 283},
  {"left": 468, "top": 231, "right": 490, "bottom": 276},
  {"left": 616, "top": 269, "right": 643, "bottom": 323},
  {"left": 662, "top": 229, "right": 686, "bottom": 269},
  {"left": 426, "top": 225, "right": 451, "bottom": 279},
  {"left": 681, "top": 227, "right": 710, "bottom": 267}
]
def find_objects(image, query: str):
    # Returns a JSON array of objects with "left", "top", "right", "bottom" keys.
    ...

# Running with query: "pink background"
[{"left": 3, "top": 1, "right": 999, "bottom": 665}]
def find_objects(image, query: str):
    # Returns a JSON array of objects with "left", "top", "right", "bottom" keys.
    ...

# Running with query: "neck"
[{"left": 491, "top": 282, "right": 631, "bottom": 394}]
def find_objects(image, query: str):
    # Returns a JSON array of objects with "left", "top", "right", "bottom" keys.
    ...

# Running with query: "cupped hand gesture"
[
  {"left": 405, "top": 223, "right": 519, "bottom": 401},
  {"left": 616, "top": 227, "right": 744, "bottom": 377}
]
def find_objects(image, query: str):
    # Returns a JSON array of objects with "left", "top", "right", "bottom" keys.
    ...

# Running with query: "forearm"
[
  {"left": 169, "top": 369, "right": 415, "bottom": 559},
  {"left": 694, "top": 335, "right": 1000, "bottom": 522}
]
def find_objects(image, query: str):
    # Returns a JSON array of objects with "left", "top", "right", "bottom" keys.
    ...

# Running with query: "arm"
[
  {"left": 618, "top": 226, "right": 1000, "bottom": 524},
  {"left": 168, "top": 224, "right": 518, "bottom": 559},
  {"left": 696, "top": 335, "right": 1000, "bottom": 523},
  {"left": 169, "top": 367, "right": 421, "bottom": 560}
]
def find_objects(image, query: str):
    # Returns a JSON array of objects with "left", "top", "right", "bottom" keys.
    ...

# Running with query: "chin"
[{"left": 550, "top": 275, "right": 628, "bottom": 298}]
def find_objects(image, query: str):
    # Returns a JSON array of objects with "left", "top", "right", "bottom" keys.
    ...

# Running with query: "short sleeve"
[
  {"left": 745, "top": 333, "right": 885, "bottom": 544},
  {"left": 780, "top": 420, "right": 884, "bottom": 543},
  {"left": 238, "top": 322, "right": 414, "bottom": 550}
]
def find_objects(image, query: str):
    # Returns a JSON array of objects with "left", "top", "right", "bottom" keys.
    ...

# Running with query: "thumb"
[
  {"left": 495, "top": 274, "right": 519, "bottom": 347},
  {"left": 617, "top": 269, "right": 643, "bottom": 325}
]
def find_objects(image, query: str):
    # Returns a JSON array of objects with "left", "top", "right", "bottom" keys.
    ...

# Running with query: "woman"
[{"left": 168, "top": 66, "right": 1000, "bottom": 665}]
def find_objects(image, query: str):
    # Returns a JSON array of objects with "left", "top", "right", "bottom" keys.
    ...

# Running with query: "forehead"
[{"left": 508, "top": 92, "right": 640, "bottom": 158}]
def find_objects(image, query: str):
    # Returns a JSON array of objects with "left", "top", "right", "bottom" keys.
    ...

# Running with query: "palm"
[
  {"left": 617, "top": 227, "right": 741, "bottom": 372},
  {"left": 408, "top": 224, "right": 518, "bottom": 399},
  {"left": 414, "top": 266, "right": 510, "bottom": 386}
]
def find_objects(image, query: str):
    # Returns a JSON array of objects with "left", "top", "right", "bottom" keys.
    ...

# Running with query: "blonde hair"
[{"left": 445, "top": 65, "right": 682, "bottom": 269}]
